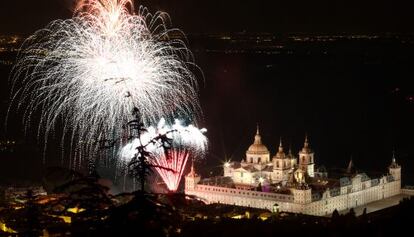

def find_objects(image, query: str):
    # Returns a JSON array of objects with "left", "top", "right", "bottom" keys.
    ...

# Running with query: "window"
[{"left": 241, "top": 172, "right": 244, "bottom": 178}]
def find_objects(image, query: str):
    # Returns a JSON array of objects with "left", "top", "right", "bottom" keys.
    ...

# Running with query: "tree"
[
  {"left": 102, "top": 192, "right": 181, "bottom": 236},
  {"left": 126, "top": 108, "right": 176, "bottom": 193},
  {"left": 332, "top": 209, "right": 340, "bottom": 219},
  {"left": 360, "top": 207, "right": 368, "bottom": 223},
  {"left": 348, "top": 208, "right": 356, "bottom": 218}
]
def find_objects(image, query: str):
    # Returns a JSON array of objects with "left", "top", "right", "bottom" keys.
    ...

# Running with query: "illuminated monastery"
[{"left": 185, "top": 126, "right": 401, "bottom": 216}]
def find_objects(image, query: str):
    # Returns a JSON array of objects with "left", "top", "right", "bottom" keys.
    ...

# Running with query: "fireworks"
[
  {"left": 150, "top": 149, "right": 190, "bottom": 192},
  {"left": 120, "top": 118, "right": 207, "bottom": 163},
  {"left": 9, "top": 0, "right": 201, "bottom": 167},
  {"left": 120, "top": 118, "right": 207, "bottom": 191}
]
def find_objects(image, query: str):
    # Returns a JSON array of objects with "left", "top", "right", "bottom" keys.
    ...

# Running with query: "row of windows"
[
  {"left": 198, "top": 186, "right": 293, "bottom": 201},
  {"left": 275, "top": 160, "right": 292, "bottom": 168}
]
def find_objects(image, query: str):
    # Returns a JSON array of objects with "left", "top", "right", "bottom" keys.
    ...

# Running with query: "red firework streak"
[{"left": 151, "top": 149, "right": 190, "bottom": 192}]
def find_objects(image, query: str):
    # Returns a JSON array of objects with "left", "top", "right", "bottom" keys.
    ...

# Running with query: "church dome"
[
  {"left": 247, "top": 143, "right": 269, "bottom": 154},
  {"left": 247, "top": 126, "right": 269, "bottom": 154}
]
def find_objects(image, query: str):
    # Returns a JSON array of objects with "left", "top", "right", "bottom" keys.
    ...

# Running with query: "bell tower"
[
  {"left": 298, "top": 135, "right": 315, "bottom": 177},
  {"left": 389, "top": 152, "right": 401, "bottom": 181},
  {"left": 185, "top": 160, "right": 201, "bottom": 191},
  {"left": 272, "top": 139, "right": 291, "bottom": 182}
]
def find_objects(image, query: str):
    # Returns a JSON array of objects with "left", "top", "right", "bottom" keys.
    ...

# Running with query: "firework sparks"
[
  {"left": 9, "top": 0, "right": 201, "bottom": 166},
  {"left": 151, "top": 149, "right": 190, "bottom": 192},
  {"left": 120, "top": 118, "right": 207, "bottom": 163},
  {"left": 120, "top": 118, "right": 207, "bottom": 192}
]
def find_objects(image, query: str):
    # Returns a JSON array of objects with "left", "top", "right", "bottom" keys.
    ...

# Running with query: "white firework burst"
[
  {"left": 120, "top": 118, "right": 207, "bottom": 192},
  {"left": 9, "top": 0, "right": 201, "bottom": 167},
  {"left": 120, "top": 118, "right": 208, "bottom": 164}
]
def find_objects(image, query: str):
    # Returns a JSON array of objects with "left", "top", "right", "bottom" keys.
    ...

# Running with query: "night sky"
[
  {"left": 1, "top": 0, "right": 414, "bottom": 34},
  {"left": 1, "top": 0, "right": 414, "bottom": 186}
]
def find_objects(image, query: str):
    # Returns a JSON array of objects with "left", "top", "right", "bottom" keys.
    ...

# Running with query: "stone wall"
[{"left": 186, "top": 178, "right": 401, "bottom": 216}]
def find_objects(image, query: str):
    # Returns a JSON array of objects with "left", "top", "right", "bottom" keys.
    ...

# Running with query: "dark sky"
[
  {"left": 1, "top": 0, "right": 414, "bottom": 186},
  {"left": 0, "top": 0, "right": 413, "bottom": 34}
]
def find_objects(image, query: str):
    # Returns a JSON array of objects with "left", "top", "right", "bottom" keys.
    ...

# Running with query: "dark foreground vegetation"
[{"left": 1, "top": 172, "right": 414, "bottom": 236}]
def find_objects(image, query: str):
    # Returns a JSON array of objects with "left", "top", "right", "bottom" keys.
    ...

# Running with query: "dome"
[
  {"left": 247, "top": 126, "right": 269, "bottom": 154},
  {"left": 247, "top": 143, "right": 269, "bottom": 154}
]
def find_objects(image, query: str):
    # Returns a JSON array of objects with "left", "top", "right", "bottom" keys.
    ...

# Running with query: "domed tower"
[
  {"left": 272, "top": 139, "right": 291, "bottom": 182},
  {"left": 298, "top": 135, "right": 315, "bottom": 177},
  {"left": 246, "top": 125, "right": 270, "bottom": 164}
]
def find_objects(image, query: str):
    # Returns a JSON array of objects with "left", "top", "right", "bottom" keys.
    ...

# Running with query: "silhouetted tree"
[
  {"left": 348, "top": 208, "right": 356, "bottom": 218},
  {"left": 53, "top": 176, "right": 113, "bottom": 212},
  {"left": 126, "top": 108, "right": 175, "bottom": 193},
  {"left": 360, "top": 207, "right": 368, "bottom": 223},
  {"left": 42, "top": 167, "right": 82, "bottom": 193},
  {"left": 332, "top": 209, "right": 340, "bottom": 220},
  {"left": 102, "top": 192, "right": 181, "bottom": 237}
]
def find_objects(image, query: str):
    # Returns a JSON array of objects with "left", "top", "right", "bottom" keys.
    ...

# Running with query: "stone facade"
[{"left": 185, "top": 127, "right": 402, "bottom": 216}]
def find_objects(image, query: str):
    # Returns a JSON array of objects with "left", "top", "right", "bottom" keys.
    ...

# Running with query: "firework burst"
[
  {"left": 120, "top": 118, "right": 207, "bottom": 163},
  {"left": 150, "top": 149, "right": 190, "bottom": 192},
  {"left": 9, "top": 0, "right": 201, "bottom": 166},
  {"left": 120, "top": 118, "right": 207, "bottom": 192}
]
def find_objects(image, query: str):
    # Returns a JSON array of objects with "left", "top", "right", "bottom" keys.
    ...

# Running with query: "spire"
[
  {"left": 392, "top": 150, "right": 396, "bottom": 163},
  {"left": 278, "top": 137, "right": 284, "bottom": 152},
  {"left": 189, "top": 157, "right": 196, "bottom": 177},
  {"left": 254, "top": 124, "right": 262, "bottom": 144},
  {"left": 247, "top": 124, "right": 269, "bottom": 155},
  {"left": 301, "top": 134, "right": 311, "bottom": 153},
  {"left": 346, "top": 156, "right": 354, "bottom": 174},
  {"left": 304, "top": 134, "right": 309, "bottom": 148},
  {"left": 390, "top": 150, "right": 399, "bottom": 168},
  {"left": 275, "top": 137, "right": 286, "bottom": 159}
]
